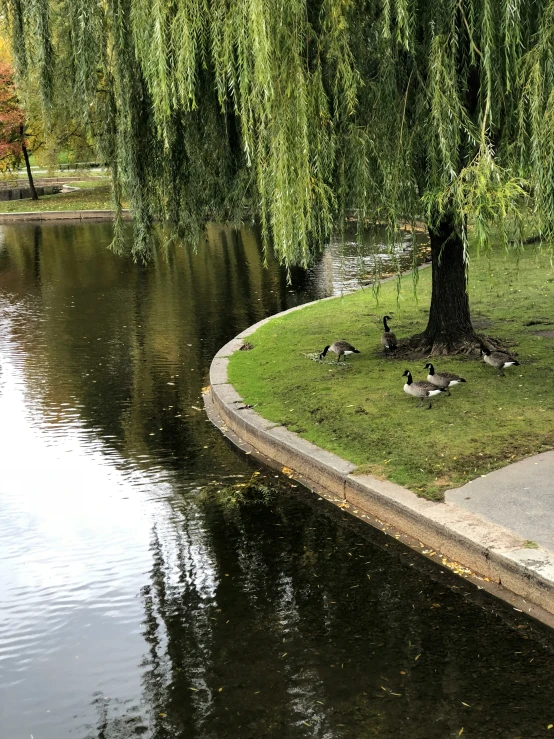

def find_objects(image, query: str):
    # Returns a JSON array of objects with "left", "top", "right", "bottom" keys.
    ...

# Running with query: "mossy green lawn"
[{"left": 229, "top": 243, "right": 554, "bottom": 500}]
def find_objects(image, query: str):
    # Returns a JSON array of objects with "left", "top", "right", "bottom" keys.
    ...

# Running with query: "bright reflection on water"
[{"left": 0, "top": 222, "right": 553, "bottom": 739}]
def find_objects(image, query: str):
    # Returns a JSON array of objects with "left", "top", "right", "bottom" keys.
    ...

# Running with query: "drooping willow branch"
[{"left": 2, "top": 0, "right": 551, "bottom": 262}]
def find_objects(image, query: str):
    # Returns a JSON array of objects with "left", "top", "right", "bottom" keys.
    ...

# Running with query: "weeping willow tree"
[{"left": 2, "top": 0, "right": 554, "bottom": 353}]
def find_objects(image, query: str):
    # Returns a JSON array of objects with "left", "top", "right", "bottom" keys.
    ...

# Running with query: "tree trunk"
[
  {"left": 410, "top": 213, "right": 481, "bottom": 355},
  {"left": 20, "top": 125, "right": 39, "bottom": 201}
]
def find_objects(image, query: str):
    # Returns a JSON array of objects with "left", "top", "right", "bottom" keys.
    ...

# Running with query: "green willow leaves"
[{"left": 3, "top": 0, "right": 554, "bottom": 262}]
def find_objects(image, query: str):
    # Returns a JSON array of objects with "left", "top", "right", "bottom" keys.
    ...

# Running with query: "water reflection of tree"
[
  {"left": 122, "top": 487, "right": 554, "bottom": 738},
  {"left": 82, "top": 691, "right": 150, "bottom": 739},
  {"left": 0, "top": 222, "right": 296, "bottom": 474},
  {"left": 75, "top": 484, "right": 554, "bottom": 739}
]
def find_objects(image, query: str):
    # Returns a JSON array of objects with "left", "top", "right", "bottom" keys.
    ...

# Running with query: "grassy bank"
[
  {"left": 229, "top": 242, "right": 554, "bottom": 499},
  {"left": 0, "top": 182, "right": 116, "bottom": 213}
]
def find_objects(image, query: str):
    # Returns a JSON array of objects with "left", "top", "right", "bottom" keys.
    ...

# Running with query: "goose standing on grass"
[
  {"left": 319, "top": 341, "right": 360, "bottom": 363},
  {"left": 402, "top": 369, "right": 446, "bottom": 409},
  {"left": 424, "top": 363, "right": 466, "bottom": 396},
  {"left": 381, "top": 315, "right": 397, "bottom": 353},
  {"left": 480, "top": 347, "right": 520, "bottom": 376}
]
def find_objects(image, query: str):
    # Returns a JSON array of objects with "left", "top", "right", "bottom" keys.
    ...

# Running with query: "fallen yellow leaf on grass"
[
  {"left": 201, "top": 385, "right": 210, "bottom": 394},
  {"left": 159, "top": 713, "right": 167, "bottom": 717},
  {"left": 458, "top": 729, "right": 464, "bottom": 736},
  {"left": 282, "top": 466, "right": 294, "bottom": 476}
]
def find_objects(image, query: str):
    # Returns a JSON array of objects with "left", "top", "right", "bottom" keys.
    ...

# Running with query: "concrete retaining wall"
[{"left": 0, "top": 209, "right": 131, "bottom": 223}]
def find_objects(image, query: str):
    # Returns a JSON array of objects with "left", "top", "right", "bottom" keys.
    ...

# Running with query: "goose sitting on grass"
[
  {"left": 319, "top": 341, "right": 360, "bottom": 363},
  {"left": 381, "top": 315, "right": 397, "bottom": 353},
  {"left": 424, "top": 363, "right": 466, "bottom": 396},
  {"left": 402, "top": 369, "right": 446, "bottom": 409},
  {"left": 480, "top": 347, "right": 520, "bottom": 376}
]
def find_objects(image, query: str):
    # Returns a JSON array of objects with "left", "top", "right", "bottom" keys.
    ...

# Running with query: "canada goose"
[
  {"left": 319, "top": 341, "right": 360, "bottom": 363},
  {"left": 381, "top": 315, "right": 397, "bottom": 353},
  {"left": 480, "top": 347, "right": 520, "bottom": 376},
  {"left": 402, "top": 369, "right": 446, "bottom": 409},
  {"left": 424, "top": 363, "right": 466, "bottom": 396}
]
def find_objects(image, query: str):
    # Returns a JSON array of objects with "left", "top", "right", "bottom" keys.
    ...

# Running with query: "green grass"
[
  {"left": 229, "top": 243, "right": 554, "bottom": 500},
  {"left": 0, "top": 183, "right": 118, "bottom": 212},
  {"left": 68, "top": 179, "right": 113, "bottom": 189}
]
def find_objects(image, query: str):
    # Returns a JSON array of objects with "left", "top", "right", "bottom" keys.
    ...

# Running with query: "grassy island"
[{"left": 229, "top": 242, "right": 554, "bottom": 500}]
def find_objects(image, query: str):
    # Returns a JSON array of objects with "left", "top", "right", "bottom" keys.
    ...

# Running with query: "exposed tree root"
[{"left": 392, "top": 332, "right": 511, "bottom": 359}]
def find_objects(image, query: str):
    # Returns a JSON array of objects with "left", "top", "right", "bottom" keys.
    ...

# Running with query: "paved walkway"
[{"left": 446, "top": 451, "right": 554, "bottom": 552}]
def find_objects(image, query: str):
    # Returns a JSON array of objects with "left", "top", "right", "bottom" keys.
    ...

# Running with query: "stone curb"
[
  {"left": 0, "top": 209, "right": 132, "bottom": 223},
  {"left": 207, "top": 284, "right": 554, "bottom": 621}
]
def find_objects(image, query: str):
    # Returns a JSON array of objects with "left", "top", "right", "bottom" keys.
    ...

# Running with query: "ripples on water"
[{"left": 0, "top": 222, "right": 553, "bottom": 739}]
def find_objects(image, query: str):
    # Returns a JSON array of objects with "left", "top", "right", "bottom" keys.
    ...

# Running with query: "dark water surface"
[{"left": 1, "top": 222, "right": 553, "bottom": 739}]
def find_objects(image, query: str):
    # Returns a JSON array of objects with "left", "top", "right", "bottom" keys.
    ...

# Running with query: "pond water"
[{"left": 0, "top": 222, "right": 553, "bottom": 739}]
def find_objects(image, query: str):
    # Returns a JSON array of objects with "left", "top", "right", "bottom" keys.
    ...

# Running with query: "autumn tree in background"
[
  {"left": 0, "top": 29, "right": 95, "bottom": 192},
  {"left": 0, "top": 60, "right": 38, "bottom": 199}
]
